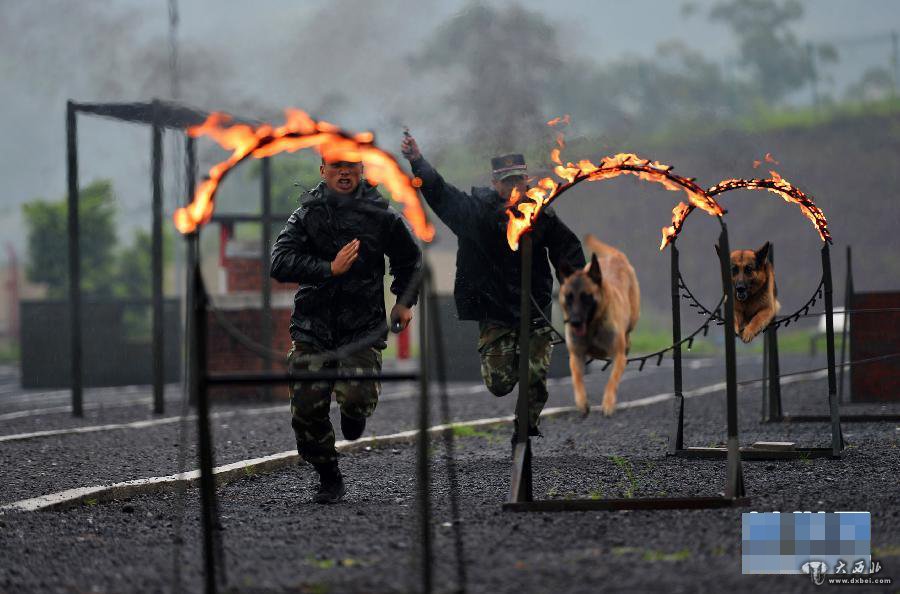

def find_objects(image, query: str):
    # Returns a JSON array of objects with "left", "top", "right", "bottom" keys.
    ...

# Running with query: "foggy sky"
[{"left": 1, "top": 0, "right": 898, "bottom": 263}]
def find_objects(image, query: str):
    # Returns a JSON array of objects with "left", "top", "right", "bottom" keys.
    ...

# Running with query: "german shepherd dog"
[
  {"left": 559, "top": 235, "right": 640, "bottom": 417},
  {"left": 721, "top": 241, "right": 780, "bottom": 343}
]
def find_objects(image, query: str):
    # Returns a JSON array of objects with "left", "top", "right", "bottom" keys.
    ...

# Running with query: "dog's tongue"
[{"left": 573, "top": 324, "right": 587, "bottom": 337}]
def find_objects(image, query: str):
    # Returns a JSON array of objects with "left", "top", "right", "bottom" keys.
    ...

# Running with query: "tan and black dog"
[
  {"left": 559, "top": 235, "right": 640, "bottom": 417},
  {"left": 722, "top": 241, "right": 780, "bottom": 343}
]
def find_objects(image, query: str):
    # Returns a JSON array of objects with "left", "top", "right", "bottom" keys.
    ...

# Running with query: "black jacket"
[
  {"left": 270, "top": 181, "right": 422, "bottom": 351},
  {"left": 411, "top": 158, "right": 585, "bottom": 326}
]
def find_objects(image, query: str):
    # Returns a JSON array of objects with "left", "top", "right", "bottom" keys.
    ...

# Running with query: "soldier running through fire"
[
  {"left": 271, "top": 156, "right": 423, "bottom": 504},
  {"left": 401, "top": 134, "right": 585, "bottom": 440}
]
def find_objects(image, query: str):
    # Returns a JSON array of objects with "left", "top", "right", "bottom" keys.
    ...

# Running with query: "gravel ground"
[
  {"left": 0, "top": 357, "right": 716, "bottom": 505},
  {"left": 0, "top": 355, "right": 895, "bottom": 506},
  {"left": 1, "top": 361, "right": 898, "bottom": 593}
]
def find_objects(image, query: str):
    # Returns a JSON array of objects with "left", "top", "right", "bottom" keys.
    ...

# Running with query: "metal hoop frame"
[
  {"left": 667, "top": 179, "right": 844, "bottom": 460},
  {"left": 507, "top": 180, "right": 748, "bottom": 512}
]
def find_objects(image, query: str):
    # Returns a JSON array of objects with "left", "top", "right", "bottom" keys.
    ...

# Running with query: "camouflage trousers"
[
  {"left": 478, "top": 322, "right": 554, "bottom": 429},
  {"left": 287, "top": 342, "right": 382, "bottom": 465}
]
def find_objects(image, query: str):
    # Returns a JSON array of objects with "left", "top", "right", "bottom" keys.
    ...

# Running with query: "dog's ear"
[
  {"left": 587, "top": 254, "right": 602, "bottom": 285},
  {"left": 558, "top": 259, "right": 575, "bottom": 280},
  {"left": 755, "top": 242, "right": 771, "bottom": 267}
]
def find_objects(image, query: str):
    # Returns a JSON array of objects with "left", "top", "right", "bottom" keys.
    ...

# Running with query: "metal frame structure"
[
  {"left": 671, "top": 242, "right": 844, "bottom": 460},
  {"left": 764, "top": 245, "right": 900, "bottom": 423},
  {"left": 177, "top": 135, "right": 459, "bottom": 592},
  {"left": 506, "top": 224, "right": 749, "bottom": 512},
  {"left": 187, "top": 254, "right": 448, "bottom": 593},
  {"left": 65, "top": 99, "right": 247, "bottom": 416}
]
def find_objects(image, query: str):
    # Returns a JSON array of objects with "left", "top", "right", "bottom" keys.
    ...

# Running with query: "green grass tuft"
[{"left": 642, "top": 548, "right": 692, "bottom": 562}]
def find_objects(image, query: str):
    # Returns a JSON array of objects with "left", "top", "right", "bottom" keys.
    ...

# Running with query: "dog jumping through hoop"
[
  {"left": 559, "top": 235, "right": 641, "bottom": 417},
  {"left": 720, "top": 241, "right": 780, "bottom": 343}
]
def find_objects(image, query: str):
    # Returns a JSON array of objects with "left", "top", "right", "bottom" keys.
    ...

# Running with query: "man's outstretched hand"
[
  {"left": 331, "top": 239, "right": 359, "bottom": 276},
  {"left": 400, "top": 134, "right": 421, "bottom": 162},
  {"left": 390, "top": 303, "right": 413, "bottom": 332}
]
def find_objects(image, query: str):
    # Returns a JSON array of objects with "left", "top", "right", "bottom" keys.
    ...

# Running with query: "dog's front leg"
[
  {"left": 733, "top": 314, "right": 744, "bottom": 337},
  {"left": 569, "top": 351, "right": 589, "bottom": 417},
  {"left": 601, "top": 336, "right": 627, "bottom": 417},
  {"left": 740, "top": 308, "right": 776, "bottom": 343}
]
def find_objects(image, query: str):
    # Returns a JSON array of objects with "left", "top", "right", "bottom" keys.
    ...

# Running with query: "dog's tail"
[{"left": 584, "top": 234, "right": 624, "bottom": 259}]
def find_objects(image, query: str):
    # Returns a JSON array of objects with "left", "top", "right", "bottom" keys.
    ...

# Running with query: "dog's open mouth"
[
  {"left": 571, "top": 322, "right": 588, "bottom": 337},
  {"left": 735, "top": 290, "right": 748, "bottom": 302}
]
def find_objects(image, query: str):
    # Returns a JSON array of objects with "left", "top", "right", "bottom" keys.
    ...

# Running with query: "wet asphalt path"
[{"left": 0, "top": 367, "right": 897, "bottom": 593}]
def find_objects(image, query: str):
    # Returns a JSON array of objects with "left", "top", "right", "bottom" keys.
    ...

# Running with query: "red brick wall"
[
  {"left": 225, "top": 257, "right": 295, "bottom": 293},
  {"left": 206, "top": 253, "right": 297, "bottom": 400},
  {"left": 207, "top": 307, "right": 294, "bottom": 401}
]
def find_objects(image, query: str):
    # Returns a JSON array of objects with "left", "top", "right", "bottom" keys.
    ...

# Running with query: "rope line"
[
  {"left": 530, "top": 294, "right": 725, "bottom": 371},
  {"left": 738, "top": 350, "right": 900, "bottom": 387},
  {"left": 677, "top": 273, "right": 826, "bottom": 332}
]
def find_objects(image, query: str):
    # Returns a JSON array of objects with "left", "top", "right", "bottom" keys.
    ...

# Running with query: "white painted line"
[
  {"left": 0, "top": 404, "right": 290, "bottom": 443},
  {"left": 0, "top": 368, "right": 826, "bottom": 513},
  {"left": 0, "top": 364, "right": 662, "bottom": 442},
  {"left": 0, "top": 398, "right": 156, "bottom": 422}
]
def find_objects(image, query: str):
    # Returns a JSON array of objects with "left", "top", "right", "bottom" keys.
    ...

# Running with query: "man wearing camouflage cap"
[{"left": 401, "top": 135, "right": 585, "bottom": 439}]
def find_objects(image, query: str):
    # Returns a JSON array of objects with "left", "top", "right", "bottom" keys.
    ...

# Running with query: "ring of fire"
[
  {"left": 505, "top": 151, "right": 726, "bottom": 252},
  {"left": 506, "top": 117, "right": 830, "bottom": 251},
  {"left": 173, "top": 109, "right": 435, "bottom": 242},
  {"left": 664, "top": 171, "right": 832, "bottom": 246}
]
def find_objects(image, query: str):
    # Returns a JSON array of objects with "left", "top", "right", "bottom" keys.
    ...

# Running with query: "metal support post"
[
  {"left": 416, "top": 266, "right": 432, "bottom": 594},
  {"left": 151, "top": 101, "right": 165, "bottom": 414},
  {"left": 669, "top": 243, "right": 684, "bottom": 454},
  {"left": 510, "top": 233, "right": 533, "bottom": 503},
  {"left": 260, "top": 157, "right": 273, "bottom": 398},
  {"left": 763, "top": 245, "right": 782, "bottom": 422},
  {"left": 822, "top": 244, "right": 844, "bottom": 455},
  {"left": 426, "top": 280, "right": 466, "bottom": 594},
  {"left": 66, "top": 101, "right": 83, "bottom": 417},
  {"left": 194, "top": 266, "right": 224, "bottom": 593},
  {"left": 717, "top": 226, "right": 744, "bottom": 499},
  {"left": 184, "top": 135, "right": 197, "bottom": 406},
  {"left": 838, "top": 245, "right": 852, "bottom": 402}
]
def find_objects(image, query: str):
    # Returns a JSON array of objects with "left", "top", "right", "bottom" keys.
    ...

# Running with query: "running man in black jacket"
[
  {"left": 401, "top": 135, "right": 585, "bottom": 439},
  {"left": 271, "top": 157, "right": 422, "bottom": 503}
]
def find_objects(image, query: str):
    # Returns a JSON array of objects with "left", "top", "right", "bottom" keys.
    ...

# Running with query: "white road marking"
[
  {"left": 0, "top": 398, "right": 158, "bottom": 422},
  {"left": 0, "top": 362, "right": 682, "bottom": 442},
  {"left": 0, "top": 368, "right": 827, "bottom": 513}
]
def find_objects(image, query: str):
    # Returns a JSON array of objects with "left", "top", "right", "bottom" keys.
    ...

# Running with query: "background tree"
[
  {"left": 410, "top": 1, "right": 562, "bottom": 151},
  {"left": 22, "top": 179, "right": 118, "bottom": 298},
  {"left": 707, "top": 0, "right": 838, "bottom": 104},
  {"left": 113, "top": 229, "right": 152, "bottom": 299}
]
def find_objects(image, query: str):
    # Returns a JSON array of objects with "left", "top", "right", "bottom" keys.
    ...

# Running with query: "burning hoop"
[
  {"left": 173, "top": 109, "right": 435, "bottom": 242},
  {"left": 670, "top": 169, "right": 833, "bottom": 333},
  {"left": 662, "top": 171, "right": 832, "bottom": 247},
  {"left": 504, "top": 117, "right": 725, "bottom": 252}
]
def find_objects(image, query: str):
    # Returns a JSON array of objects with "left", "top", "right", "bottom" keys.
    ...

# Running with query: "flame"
[
  {"left": 173, "top": 109, "right": 434, "bottom": 241},
  {"left": 752, "top": 152, "right": 779, "bottom": 169},
  {"left": 505, "top": 144, "right": 724, "bottom": 250},
  {"left": 706, "top": 172, "right": 831, "bottom": 243},
  {"left": 504, "top": 116, "right": 724, "bottom": 251},
  {"left": 659, "top": 201, "right": 693, "bottom": 250}
]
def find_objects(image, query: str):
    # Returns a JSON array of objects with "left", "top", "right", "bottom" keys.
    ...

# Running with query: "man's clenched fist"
[{"left": 390, "top": 303, "right": 413, "bottom": 331}]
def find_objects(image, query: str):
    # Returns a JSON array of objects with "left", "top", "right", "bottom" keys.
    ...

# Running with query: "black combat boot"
[
  {"left": 340, "top": 411, "right": 366, "bottom": 441},
  {"left": 311, "top": 461, "right": 346, "bottom": 504},
  {"left": 510, "top": 418, "right": 542, "bottom": 444}
]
